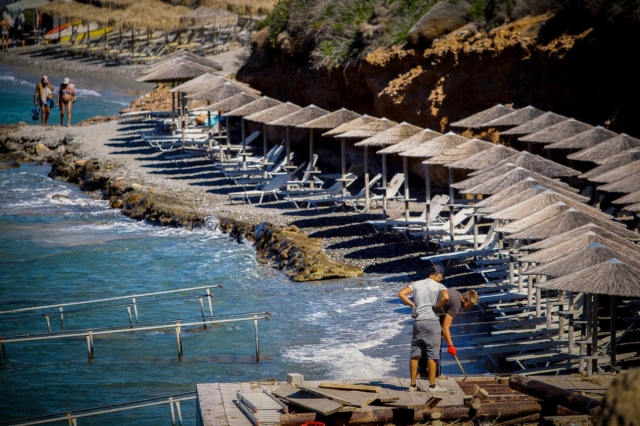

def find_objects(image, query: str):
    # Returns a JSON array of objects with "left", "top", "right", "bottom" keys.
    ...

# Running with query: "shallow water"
[{"left": 0, "top": 164, "right": 491, "bottom": 424}]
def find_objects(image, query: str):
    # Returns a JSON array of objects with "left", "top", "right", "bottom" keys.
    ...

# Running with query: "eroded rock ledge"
[{"left": 0, "top": 130, "right": 362, "bottom": 282}]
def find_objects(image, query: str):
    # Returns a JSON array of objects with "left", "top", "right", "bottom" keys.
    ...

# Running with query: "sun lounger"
[
  {"left": 306, "top": 173, "right": 382, "bottom": 212},
  {"left": 228, "top": 174, "right": 292, "bottom": 205},
  {"left": 284, "top": 176, "right": 359, "bottom": 210},
  {"left": 119, "top": 110, "right": 151, "bottom": 122},
  {"left": 227, "top": 153, "right": 294, "bottom": 184},
  {"left": 368, "top": 194, "right": 450, "bottom": 232}
]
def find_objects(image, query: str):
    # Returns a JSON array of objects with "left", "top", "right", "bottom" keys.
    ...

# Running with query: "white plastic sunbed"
[{"left": 228, "top": 174, "right": 292, "bottom": 205}]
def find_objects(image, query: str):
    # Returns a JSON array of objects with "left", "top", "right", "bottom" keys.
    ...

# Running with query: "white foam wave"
[
  {"left": 75, "top": 89, "right": 101, "bottom": 98},
  {"left": 348, "top": 296, "right": 378, "bottom": 307},
  {"left": 0, "top": 75, "right": 32, "bottom": 86}
]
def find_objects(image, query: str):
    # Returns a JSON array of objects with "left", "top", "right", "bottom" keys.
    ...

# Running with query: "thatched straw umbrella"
[
  {"left": 496, "top": 202, "right": 570, "bottom": 234},
  {"left": 567, "top": 133, "right": 640, "bottom": 164},
  {"left": 507, "top": 208, "right": 639, "bottom": 241},
  {"left": 270, "top": 105, "right": 330, "bottom": 173},
  {"left": 622, "top": 202, "right": 640, "bottom": 212},
  {"left": 355, "top": 122, "right": 422, "bottom": 217},
  {"left": 169, "top": 73, "right": 220, "bottom": 94},
  {"left": 426, "top": 139, "right": 494, "bottom": 166},
  {"left": 613, "top": 190, "right": 640, "bottom": 206},
  {"left": 500, "top": 112, "right": 568, "bottom": 137},
  {"left": 143, "top": 53, "right": 223, "bottom": 76},
  {"left": 377, "top": 129, "right": 442, "bottom": 216},
  {"left": 338, "top": 118, "right": 399, "bottom": 210},
  {"left": 588, "top": 160, "right": 640, "bottom": 184},
  {"left": 523, "top": 238, "right": 640, "bottom": 268},
  {"left": 454, "top": 164, "right": 577, "bottom": 193},
  {"left": 480, "top": 105, "right": 546, "bottom": 129},
  {"left": 475, "top": 178, "right": 589, "bottom": 211},
  {"left": 225, "top": 96, "right": 283, "bottom": 166},
  {"left": 468, "top": 151, "right": 580, "bottom": 178},
  {"left": 580, "top": 149, "right": 640, "bottom": 180},
  {"left": 523, "top": 223, "right": 640, "bottom": 250},
  {"left": 537, "top": 258, "right": 640, "bottom": 374},
  {"left": 518, "top": 118, "right": 593, "bottom": 145},
  {"left": 299, "top": 108, "right": 361, "bottom": 192},
  {"left": 137, "top": 60, "right": 214, "bottom": 83},
  {"left": 461, "top": 167, "right": 577, "bottom": 196},
  {"left": 186, "top": 82, "right": 244, "bottom": 103},
  {"left": 598, "top": 172, "right": 640, "bottom": 194},
  {"left": 544, "top": 126, "right": 617, "bottom": 150},
  {"left": 446, "top": 144, "right": 519, "bottom": 171},
  {"left": 245, "top": 102, "right": 302, "bottom": 175},
  {"left": 450, "top": 104, "right": 514, "bottom": 130},
  {"left": 488, "top": 190, "right": 612, "bottom": 221}
]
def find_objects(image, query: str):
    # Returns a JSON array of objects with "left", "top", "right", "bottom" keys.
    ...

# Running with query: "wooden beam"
[
  {"left": 318, "top": 383, "right": 381, "bottom": 393},
  {"left": 509, "top": 375, "right": 601, "bottom": 416}
]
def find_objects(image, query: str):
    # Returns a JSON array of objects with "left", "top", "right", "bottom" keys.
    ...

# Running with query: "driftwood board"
[
  {"left": 300, "top": 386, "right": 379, "bottom": 408},
  {"left": 318, "top": 383, "right": 382, "bottom": 393},
  {"left": 272, "top": 384, "right": 343, "bottom": 416}
]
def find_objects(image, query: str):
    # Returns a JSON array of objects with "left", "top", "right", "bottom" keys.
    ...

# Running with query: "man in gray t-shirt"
[{"left": 398, "top": 265, "right": 449, "bottom": 392}]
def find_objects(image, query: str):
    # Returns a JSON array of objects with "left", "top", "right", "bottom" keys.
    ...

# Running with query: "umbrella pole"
[
  {"left": 535, "top": 275, "right": 541, "bottom": 318},
  {"left": 286, "top": 126, "right": 291, "bottom": 166},
  {"left": 207, "top": 102, "right": 212, "bottom": 150},
  {"left": 403, "top": 156, "right": 409, "bottom": 222},
  {"left": 425, "top": 164, "right": 431, "bottom": 230},
  {"left": 448, "top": 167, "right": 454, "bottom": 203},
  {"left": 171, "top": 92, "right": 175, "bottom": 135},
  {"left": 341, "top": 138, "right": 347, "bottom": 197},
  {"left": 546, "top": 288, "right": 552, "bottom": 329},
  {"left": 216, "top": 111, "right": 222, "bottom": 160},
  {"left": 309, "top": 129, "right": 314, "bottom": 189},
  {"left": 181, "top": 93, "right": 186, "bottom": 143},
  {"left": 226, "top": 117, "right": 232, "bottom": 161},
  {"left": 449, "top": 205, "right": 455, "bottom": 252},
  {"left": 364, "top": 147, "right": 370, "bottom": 212},
  {"left": 241, "top": 119, "right": 247, "bottom": 170},
  {"left": 558, "top": 290, "right": 565, "bottom": 339},
  {"left": 591, "top": 294, "right": 599, "bottom": 375},
  {"left": 568, "top": 292, "right": 575, "bottom": 355},
  {"left": 527, "top": 272, "right": 533, "bottom": 305},
  {"left": 262, "top": 123, "right": 268, "bottom": 179},
  {"left": 610, "top": 295, "right": 617, "bottom": 373},
  {"left": 509, "top": 255, "right": 515, "bottom": 287},
  {"left": 382, "top": 154, "right": 387, "bottom": 219}
]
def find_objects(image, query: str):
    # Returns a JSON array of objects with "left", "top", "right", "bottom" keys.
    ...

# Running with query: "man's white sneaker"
[
  {"left": 427, "top": 382, "right": 447, "bottom": 392},
  {"left": 407, "top": 384, "right": 418, "bottom": 392}
]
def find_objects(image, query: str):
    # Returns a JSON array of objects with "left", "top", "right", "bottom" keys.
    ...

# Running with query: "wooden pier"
[{"left": 195, "top": 375, "right": 616, "bottom": 425}]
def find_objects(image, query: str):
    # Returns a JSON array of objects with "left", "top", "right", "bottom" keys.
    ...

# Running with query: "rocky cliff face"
[{"left": 237, "top": 12, "right": 640, "bottom": 137}]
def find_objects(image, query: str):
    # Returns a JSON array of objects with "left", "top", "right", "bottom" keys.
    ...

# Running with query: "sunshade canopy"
[
  {"left": 468, "top": 151, "right": 579, "bottom": 177},
  {"left": 567, "top": 133, "right": 640, "bottom": 164},
  {"left": 186, "top": 82, "right": 244, "bottom": 102},
  {"left": 480, "top": 105, "right": 545, "bottom": 128},
  {"left": 136, "top": 61, "right": 214, "bottom": 83},
  {"left": 298, "top": 108, "right": 361, "bottom": 130},
  {"left": 203, "top": 92, "right": 260, "bottom": 112},
  {"left": 500, "top": 112, "right": 568, "bottom": 137},
  {"left": 400, "top": 132, "right": 469, "bottom": 158},
  {"left": 245, "top": 102, "right": 301, "bottom": 124},
  {"left": 446, "top": 144, "right": 519, "bottom": 170},
  {"left": 356, "top": 122, "right": 423, "bottom": 148},
  {"left": 322, "top": 114, "right": 378, "bottom": 137},
  {"left": 450, "top": 104, "right": 514, "bottom": 129},
  {"left": 338, "top": 118, "right": 399, "bottom": 139},
  {"left": 226, "top": 96, "right": 283, "bottom": 117},
  {"left": 269, "top": 105, "right": 329, "bottom": 127},
  {"left": 424, "top": 139, "right": 494, "bottom": 165},
  {"left": 544, "top": 126, "right": 617, "bottom": 150},
  {"left": 518, "top": 118, "right": 593, "bottom": 144},
  {"left": 496, "top": 202, "right": 570, "bottom": 234},
  {"left": 522, "top": 223, "right": 640, "bottom": 250},
  {"left": 580, "top": 149, "right": 640, "bottom": 180}
]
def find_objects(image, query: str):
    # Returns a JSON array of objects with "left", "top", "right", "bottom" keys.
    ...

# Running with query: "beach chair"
[
  {"left": 420, "top": 221, "right": 502, "bottom": 267},
  {"left": 408, "top": 207, "right": 475, "bottom": 238},
  {"left": 306, "top": 173, "right": 382, "bottom": 212},
  {"left": 284, "top": 175, "right": 359, "bottom": 210},
  {"left": 367, "top": 194, "right": 450, "bottom": 233},
  {"left": 286, "top": 155, "right": 324, "bottom": 190},
  {"left": 342, "top": 173, "right": 405, "bottom": 212},
  {"left": 228, "top": 174, "right": 292, "bottom": 205},
  {"left": 227, "top": 153, "right": 293, "bottom": 184}
]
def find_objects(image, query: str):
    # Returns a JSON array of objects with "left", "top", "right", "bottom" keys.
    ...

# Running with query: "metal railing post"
[
  {"left": 86, "top": 331, "right": 94, "bottom": 361},
  {"left": 206, "top": 288, "right": 213, "bottom": 317},
  {"left": 126, "top": 305, "right": 133, "bottom": 328},
  {"left": 198, "top": 297, "right": 206, "bottom": 329},
  {"left": 45, "top": 314, "right": 51, "bottom": 332},
  {"left": 175, "top": 322, "right": 183, "bottom": 360},
  {"left": 0, "top": 340, "right": 5, "bottom": 364},
  {"left": 253, "top": 314, "right": 260, "bottom": 363},
  {"left": 176, "top": 400, "right": 183, "bottom": 426},
  {"left": 131, "top": 298, "right": 139, "bottom": 323},
  {"left": 59, "top": 306, "right": 65, "bottom": 329},
  {"left": 169, "top": 397, "right": 176, "bottom": 426}
]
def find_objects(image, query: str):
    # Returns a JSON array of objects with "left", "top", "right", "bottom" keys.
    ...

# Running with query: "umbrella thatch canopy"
[
  {"left": 298, "top": 108, "right": 361, "bottom": 130},
  {"left": 501, "top": 112, "right": 568, "bottom": 137},
  {"left": 588, "top": 159, "right": 640, "bottom": 183},
  {"left": 461, "top": 167, "right": 577, "bottom": 195},
  {"left": 181, "top": 6, "right": 238, "bottom": 27},
  {"left": 468, "top": 151, "right": 580, "bottom": 177},
  {"left": 245, "top": 102, "right": 302, "bottom": 124},
  {"left": 475, "top": 178, "right": 589, "bottom": 211},
  {"left": 496, "top": 202, "right": 571, "bottom": 233},
  {"left": 567, "top": 133, "right": 640, "bottom": 164},
  {"left": 169, "top": 73, "right": 220, "bottom": 94},
  {"left": 537, "top": 259, "right": 640, "bottom": 297},
  {"left": 338, "top": 118, "right": 399, "bottom": 139},
  {"left": 136, "top": 61, "right": 214, "bottom": 83},
  {"left": 355, "top": 122, "right": 422, "bottom": 148},
  {"left": 579, "top": 149, "right": 640, "bottom": 180},
  {"left": 322, "top": 114, "right": 378, "bottom": 137},
  {"left": 424, "top": 139, "right": 494, "bottom": 165},
  {"left": 454, "top": 164, "right": 578, "bottom": 192},
  {"left": 507, "top": 208, "right": 639, "bottom": 241},
  {"left": 203, "top": 92, "right": 260, "bottom": 112},
  {"left": 522, "top": 234, "right": 640, "bottom": 264},
  {"left": 518, "top": 118, "right": 593, "bottom": 144},
  {"left": 598, "top": 172, "right": 640, "bottom": 194},
  {"left": 488, "top": 190, "right": 611, "bottom": 221},
  {"left": 446, "top": 144, "right": 519, "bottom": 170},
  {"left": 400, "top": 132, "right": 470, "bottom": 158},
  {"left": 376, "top": 129, "right": 442, "bottom": 155},
  {"left": 226, "top": 96, "right": 282, "bottom": 117},
  {"left": 480, "top": 105, "right": 546, "bottom": 129},
  {"left": 613, "top": 190, "right": 640, "bottom": 205},
  {"left": 623, "top": 202, "right": 640, "bottom": 212},
  {"left": 186, "top": 82, "right": 244, "bottom": 102},
  {"left": 270, "top": 104, "right": 329, "bottom": 127},
  {"left": 544, "top": 126, "right": 617, "bottom": 150},
  {"left": 450, "top": 104, "right": 514, "bottom": 130},
  {"left": 143, "top": 53, "right": 223, "bottom": 75},
  {"left": 524, "top": 243, "right": 640, "bottom": 277},
  {"left": 523, "top": 223, "right": 640, "bottom": 250}
]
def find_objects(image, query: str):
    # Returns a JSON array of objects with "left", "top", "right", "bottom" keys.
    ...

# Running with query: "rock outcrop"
[
  {"left": 407, "top": 1, "right": 471, "bottom": 46},
  {"left": 597, "top": 368, "right": 640, "bottom": 426}
]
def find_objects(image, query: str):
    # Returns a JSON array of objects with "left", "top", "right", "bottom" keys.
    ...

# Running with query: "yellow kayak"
[{"left": 45, "top": 24, "right": 112, "bottom": 44}]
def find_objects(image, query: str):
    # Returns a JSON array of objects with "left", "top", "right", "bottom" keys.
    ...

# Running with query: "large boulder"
[
  {"left": 597, "top": 368, "right": 640, "bottom": 426},
  {"left": 510, "top": 0, "right": 563, "bottom": 21},
  {"left": 408, "top": 1, "right": 471, "bottom": 46},
  {"left": 35, "top": 143, "right": 54, "bottom": 158}
]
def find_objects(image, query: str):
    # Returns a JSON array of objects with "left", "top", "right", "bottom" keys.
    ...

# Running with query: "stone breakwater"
[{"left": 0, "top": 127, "right": 362, "bottom": 282}]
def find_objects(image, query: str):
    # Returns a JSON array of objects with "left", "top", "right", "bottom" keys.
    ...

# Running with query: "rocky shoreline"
[{"left": 1, "top": 126, "right": 362, "bottom": 282}]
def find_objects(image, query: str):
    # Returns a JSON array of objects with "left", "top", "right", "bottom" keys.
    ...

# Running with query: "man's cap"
[
  {"left": 430, "top": 265, "right": 445, "bottom": 276},
  {"left": 42, "top": 76, "right": 48, "bottom": 82},
  {"left": 63, "top": 77, "right": 70, "bottom": 84}
]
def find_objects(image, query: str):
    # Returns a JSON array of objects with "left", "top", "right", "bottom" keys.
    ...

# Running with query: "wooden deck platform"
[{"left": 195, "top": 375, "right": 615, "bottom": 425}]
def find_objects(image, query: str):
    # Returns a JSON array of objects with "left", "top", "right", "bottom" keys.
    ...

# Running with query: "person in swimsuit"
[
  {"left": 0, "top": 18, "right": 10, "bottom": 52},
  {"left": 34, "top": 76, "right": 54, "bottom": 126},
  {"left": 57, "top": 77, "right": 75, "bottom": 127}
]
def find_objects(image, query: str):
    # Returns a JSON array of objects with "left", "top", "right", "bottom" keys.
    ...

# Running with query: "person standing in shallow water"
[
  {"left": 0, "top": 17, "right": 10, "bottom": 52},
  {"left": 57, "top": 77, "right": 75, "bottom": 127},
  {"left": 34, "top": 76, "right": 54, "bottom": 126},
  {"left": 398, "top": 265, "right": 449, "bottom": 392}
]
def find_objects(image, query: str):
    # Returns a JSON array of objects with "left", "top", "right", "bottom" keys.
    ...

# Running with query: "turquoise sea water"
[
  {"left": 0, "top": 164, "right": 434, "bottom": 424},
  {"left": 0, "top": 63, "right": 149, "bottom": 126}
]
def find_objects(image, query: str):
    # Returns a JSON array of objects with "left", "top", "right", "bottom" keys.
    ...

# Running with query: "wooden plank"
[
  {"left": 300, "top": 386, "right": 379, "bottom": 408},
  {"left": 318, "top": 383, "right": 381, "bottom": 393},
  {"left": 273, "top": 384, "right": 343, "bottom": 416},
  {"left": 218, "top": 383, "right": 253, "bottom": 426}
]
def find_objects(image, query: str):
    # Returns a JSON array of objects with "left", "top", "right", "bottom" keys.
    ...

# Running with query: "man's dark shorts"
[{"left": 410, "top": 319, "right": 441, "bottom": 360}]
